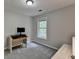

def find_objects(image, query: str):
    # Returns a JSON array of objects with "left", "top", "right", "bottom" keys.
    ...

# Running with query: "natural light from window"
[{"left": 37, "top": 20, "right": 47, "bottom": 39}]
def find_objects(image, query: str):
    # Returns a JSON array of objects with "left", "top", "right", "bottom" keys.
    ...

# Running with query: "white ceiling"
[{"left": 4, "top": 0, "right": 75, "bottom": 16}]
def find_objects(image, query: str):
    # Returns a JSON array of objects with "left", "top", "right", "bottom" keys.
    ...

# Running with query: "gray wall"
[
  {"left": 4, "top": 10, "right": 32, "bottom": 49},
  {"left": 32, "top": 5, "right": 75, "bottom": 49}
]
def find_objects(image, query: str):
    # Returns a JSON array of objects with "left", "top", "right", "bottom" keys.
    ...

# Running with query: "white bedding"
[{"left": 51, "top": 44, "right": 72, "bottom": 59}]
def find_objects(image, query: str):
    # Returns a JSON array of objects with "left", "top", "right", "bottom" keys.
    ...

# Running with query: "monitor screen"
[{"left": 17, "top": 27, "right": 25, "bottom": 32}]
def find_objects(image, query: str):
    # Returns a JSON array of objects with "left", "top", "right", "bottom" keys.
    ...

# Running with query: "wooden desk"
[{"left": 8, "top": 34, "right": 27, "bottom": 53}]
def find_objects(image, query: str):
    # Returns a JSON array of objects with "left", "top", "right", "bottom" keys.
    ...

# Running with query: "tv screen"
[{"left": 17, "top": 27, "right": 25, "bottom": 32}]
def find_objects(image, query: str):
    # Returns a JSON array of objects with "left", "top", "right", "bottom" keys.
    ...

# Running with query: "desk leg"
[
  {"left": 10, "top": 46, "right": 12, "bottom": 53},
  {"left": 26, "top": 41, "right": 27, "bottom": 48},
  {"left": 9, "top": 37, "right": 12, "bottom": 53},
  {"left": 24, "top": 40, "right": 27, "bottom": 48},
  {"left": 22, "top": 43, "right": 27, "bottom": 48},
  {"left": 23, "top": 39, "right": 27, "bottom": 48}
]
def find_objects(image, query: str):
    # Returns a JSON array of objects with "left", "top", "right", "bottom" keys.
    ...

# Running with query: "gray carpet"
[{"left": 4, "top": 41, "right": 57, "bottom": 59}]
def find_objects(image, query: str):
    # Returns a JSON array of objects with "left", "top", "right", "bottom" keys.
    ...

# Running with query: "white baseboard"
[
  {"left": 4, "top": 47, "right": 9, "bottom": 50},
  {"left": 4, "top": 47, "right": 7, "bottom": 50},
  {"left": 4, "top": 40, "right": 58, "bottom": 50},
  {"left": 32, "top": 40, "right": 58, "bottom": 50}
]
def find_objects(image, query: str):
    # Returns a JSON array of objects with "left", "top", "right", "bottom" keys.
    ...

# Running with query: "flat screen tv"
[{"left": 17, "top": 27, "right": 25, "bottom": 35}]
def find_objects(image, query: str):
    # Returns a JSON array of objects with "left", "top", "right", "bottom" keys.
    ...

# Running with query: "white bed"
[
  {"left": 51, "top": 44, "right": 72, "bottom": 59},
  {"left": 51, "top": 36, "right": 75, "bottom": 59}
]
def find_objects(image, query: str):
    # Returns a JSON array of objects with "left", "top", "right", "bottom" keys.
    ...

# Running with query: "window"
[{"left": 37, "top": 20, "right": 47, "bottom": 39}]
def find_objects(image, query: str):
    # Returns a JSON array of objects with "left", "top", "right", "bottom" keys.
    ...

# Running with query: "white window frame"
[{"left": 37, "top": 17, "right": 47, "bottom": 40}]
